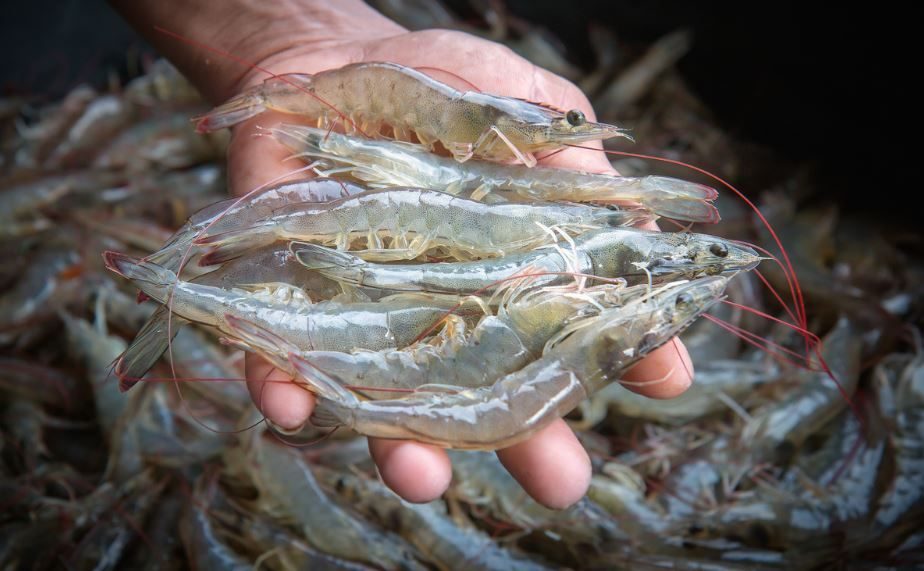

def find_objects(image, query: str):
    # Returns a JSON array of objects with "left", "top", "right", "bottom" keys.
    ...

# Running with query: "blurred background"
[{"left": 2, "top": 2, "right": 922, "bottom": 569}]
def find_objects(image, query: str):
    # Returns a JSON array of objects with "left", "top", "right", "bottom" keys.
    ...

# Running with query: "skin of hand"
[{"left": 114, "top": 0, "right": 694, "bottom": 509}]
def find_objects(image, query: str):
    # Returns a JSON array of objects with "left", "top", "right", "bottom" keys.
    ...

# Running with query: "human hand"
[{"left": 136, "top": 2, "right": 695, "bottom": 508}]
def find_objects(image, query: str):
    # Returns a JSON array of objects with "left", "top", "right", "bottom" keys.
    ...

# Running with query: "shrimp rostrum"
[
  {"left": 290, "top": 276, "right": 728, "bottom": 450},
  {"left": 195, "top": 62, "right": 630, "bottom": 166}
]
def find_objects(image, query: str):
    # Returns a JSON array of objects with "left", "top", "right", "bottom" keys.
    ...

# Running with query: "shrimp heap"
[{"left": 2, "top": 19, "right": 922, "bottom": 570}]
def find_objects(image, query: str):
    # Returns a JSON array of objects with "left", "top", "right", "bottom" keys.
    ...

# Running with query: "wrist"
[{"left": 112, "top": 0, "right": 404, "bottom": 102}]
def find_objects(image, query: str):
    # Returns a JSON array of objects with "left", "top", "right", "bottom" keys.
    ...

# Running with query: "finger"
[
  {"left": 368, "top": 438, "right": 452, "bottom": 504},
  {"left": 497, "top": 419, "right": 591, "bottom": 509},
  {"left": 245, "top": 353, "right": 314, "bottom": 431},
  {"left": 620, "top": 337, "right": 694, "bottom": 399}
]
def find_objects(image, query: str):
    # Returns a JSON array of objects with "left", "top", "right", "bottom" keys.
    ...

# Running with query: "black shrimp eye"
[
  {"left": 638, "top": 332, "right": 659, "bottom": 354},
  {"left": 709, "top": 243, "right": 729, "bottom": 258},
  {"left": 675, "top": 292, "right": 694, "bottom": 307},
  {"left": 566, "top": 109, "right": 585, "bottom": 126}
]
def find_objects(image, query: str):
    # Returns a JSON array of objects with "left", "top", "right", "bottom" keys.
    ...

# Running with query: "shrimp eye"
[
  {"left": 638, "top": 332, "right": 659, "bottom": 354},
  {"left": 675, "top": 292, "right": 694, "bottom": 308},
  {"left": 566, "top": 109, "right": 585, "bottom": 126},
  {"left": 709, "top": 243, "right": 729, "bottom": 258}
]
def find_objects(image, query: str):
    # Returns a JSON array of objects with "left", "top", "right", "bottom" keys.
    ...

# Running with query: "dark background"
[{"left": 1, "top": 1, "right": 911, "bottom": 220}]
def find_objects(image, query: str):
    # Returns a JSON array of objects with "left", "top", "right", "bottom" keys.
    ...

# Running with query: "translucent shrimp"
[
  {"left": 294, "top": 226, "right": 760, "bottom": 295},
  {"left": 195, "top": 62, "right": 630, "bottom": 166},
  {"left": 194, "top": 187, "right": 650, "bottom": 263},
  {"left": 104, "top": 252, "right": 482, "bottom": 354},
  {"left": 292, "top": 277, "right": 728, "bottom": 450},
  {"left": 272, "top": 124, "right": 720, "bottom": 223},
  {"left": 224, "top": 282, "right": 639, "bottom": 396}
]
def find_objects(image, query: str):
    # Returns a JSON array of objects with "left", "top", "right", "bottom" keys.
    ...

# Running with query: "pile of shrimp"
[
  {"left": 2, "top": 16, "right": 922, "bottom": 570},
  {"left": 91, "top": 50, "right": 766, "bottom": 453}
]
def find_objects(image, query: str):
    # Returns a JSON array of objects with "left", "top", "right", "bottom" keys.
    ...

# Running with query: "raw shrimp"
[
  {"left": 104, "top": 252, "right": 482, "bottom": 354},
  {"left": 195, "top": 187, "right": 650, "bottom": 263},
  {"left": 272, "top": 124, "right": 720, "bottom": 223},
  {"left": 225, "top": 282, "right": 662, "bottom": 397},
  {"left": 294, "top": 226, "right": 759, "bottom": 295},
  {"left": 195, "top": 62, "right": 630, "bottom": 166},
  {"left": 293, "top": 277, "right": 728, "bottom": 450}
]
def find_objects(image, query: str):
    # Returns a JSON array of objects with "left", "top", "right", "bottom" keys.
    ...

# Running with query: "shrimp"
[
  {"left": 194, "top": 62, "right": 630, "bottom": 166},
  {"left": 225, "top": 282, "right": 675, "bottom": 398},
  {"left": 272, "top": 123, "right": 720, "bottom": 223},
  {"left": 194, "top": 187, "right": 650, "bottom": 264},
  {"left": 104, "top": 252, "right": 482, "bottom": 354},
  {"left": 294, "top": 226, "right": 759, "bottom": 295},
  {"left": 292, "top": 276, "right": 728, "bottom": 450}
]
